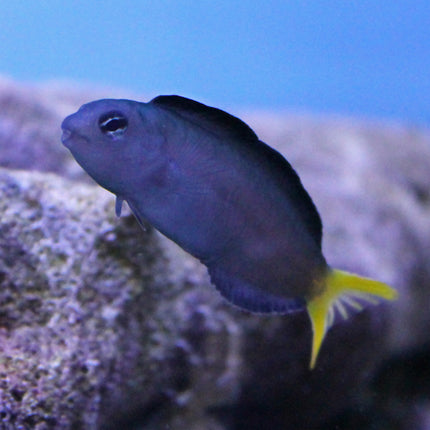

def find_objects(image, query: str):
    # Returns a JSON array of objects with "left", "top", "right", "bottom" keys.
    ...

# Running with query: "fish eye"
[{"left": 98, "top": 111, "right": 128, "bottom": 136}]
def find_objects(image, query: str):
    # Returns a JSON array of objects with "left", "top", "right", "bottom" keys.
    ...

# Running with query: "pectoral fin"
[{"left": 115, "top": 196, "right": 123, "bottom": 217}]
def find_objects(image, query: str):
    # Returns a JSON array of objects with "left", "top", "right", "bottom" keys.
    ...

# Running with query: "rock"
[
  {"left": 0, "top": 168, "right": 240, "bottom": 429},
  {"left": 0, "top": 78, "right": 430, "bottom": 429}
]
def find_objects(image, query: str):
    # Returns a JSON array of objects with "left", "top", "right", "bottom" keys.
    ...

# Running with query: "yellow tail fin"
[{"left": 306, "top": 269, "right": 398, "bottom": 369}]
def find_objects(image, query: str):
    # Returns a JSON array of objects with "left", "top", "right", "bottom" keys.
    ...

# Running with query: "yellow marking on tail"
[{"left": 307, "top": 269, "right": 398, "bottom": 369}]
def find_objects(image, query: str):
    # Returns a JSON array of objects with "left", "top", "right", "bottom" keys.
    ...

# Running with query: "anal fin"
[{"left": 208, "top": 265, "right": 305, "bottom": 314}]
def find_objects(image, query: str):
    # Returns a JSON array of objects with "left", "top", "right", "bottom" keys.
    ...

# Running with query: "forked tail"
[{"left": 306, "top": 269, "right": 398, "bottom": 369}]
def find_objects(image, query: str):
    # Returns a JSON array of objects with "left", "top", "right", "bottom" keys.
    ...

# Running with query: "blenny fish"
[{"left": 61, "top": 95, "right": 397, "bottom": 368}]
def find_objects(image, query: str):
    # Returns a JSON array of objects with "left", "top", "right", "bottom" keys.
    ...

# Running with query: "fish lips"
[
  {"left": 61, "top": 117, "right": 87, "bottom": 149},
  {"left": 61, "top": 128, "right": 73, "bottom": 146}
]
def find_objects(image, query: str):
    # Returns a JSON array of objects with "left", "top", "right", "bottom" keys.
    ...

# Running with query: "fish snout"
[{"left": 61, "top": 115, "right": 80, "bottom": 148}]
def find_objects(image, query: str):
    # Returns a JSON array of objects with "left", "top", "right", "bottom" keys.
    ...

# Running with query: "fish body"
[{"left": 62, "top": 95, "right": 397, "bottom": 368}]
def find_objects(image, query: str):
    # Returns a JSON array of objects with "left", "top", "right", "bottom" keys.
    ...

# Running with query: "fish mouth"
[
  {"left": 61, "top": 128, "right": 73, "bottom": 145},
  {"left": 60, "top": 127, "right": 81, "bottom": 149},
  {"left": 61, "top": 128, "right": 88, "bottom": 149},
  {"left": 61, "top": 116, "right": 88, "bottom": 148},
  {"left": 61, "top": 115, "right": 75, "bottom": 148}
]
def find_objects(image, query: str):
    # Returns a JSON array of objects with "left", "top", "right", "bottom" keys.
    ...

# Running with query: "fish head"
[{"left": 61, "top": 99, "right": 169, "bottom": 196}]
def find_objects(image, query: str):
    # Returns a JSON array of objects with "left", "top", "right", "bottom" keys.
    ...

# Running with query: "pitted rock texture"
[{"left": 0, "top": 169, "right": 240, "bottom": 429}]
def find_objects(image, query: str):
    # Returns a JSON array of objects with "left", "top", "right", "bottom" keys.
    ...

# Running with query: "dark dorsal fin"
[
  {"left": 258, "top": 142, "right": 323, "bottom": 248},
  {"left": 151, "top": 95, "right": 258, "bottom": 141},
  {"left": 152, "top": 94, "right": 322, "bottom": 248}
]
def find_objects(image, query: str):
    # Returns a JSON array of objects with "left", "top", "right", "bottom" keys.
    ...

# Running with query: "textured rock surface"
[
  {"left": 0, "top": 168, "right": 240, "bottom": 429},
  {"left": 0, "top": 78, "right": 430, "bottom": 429}
]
